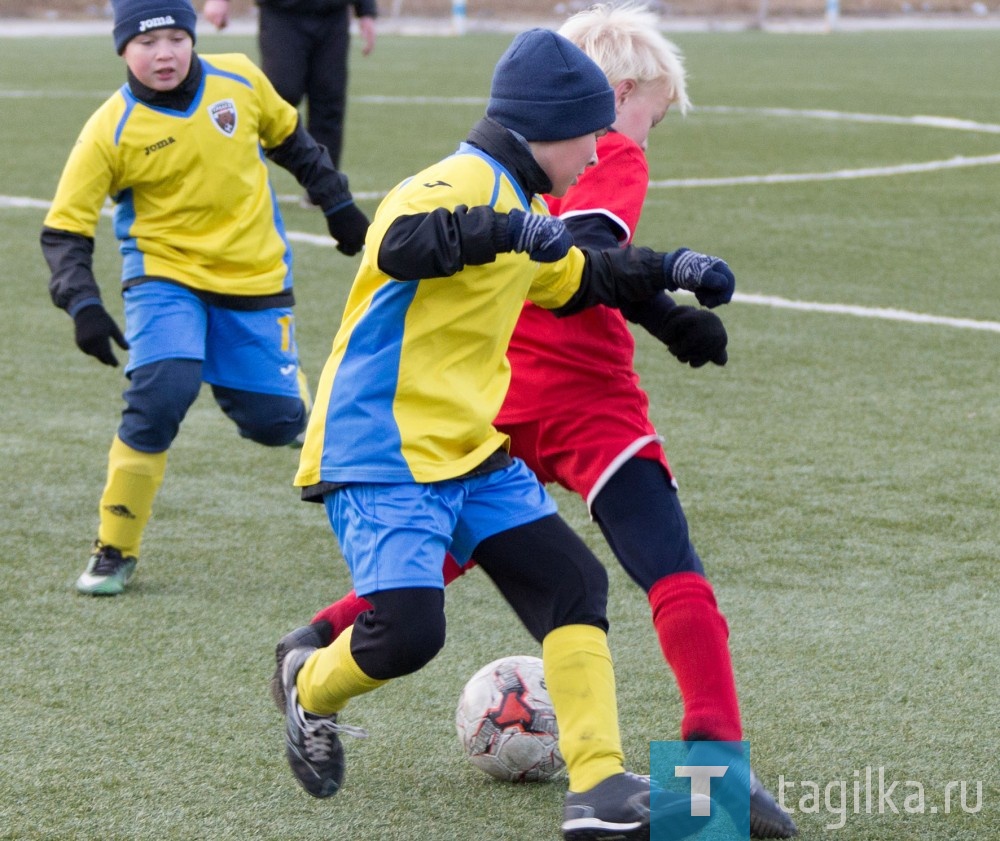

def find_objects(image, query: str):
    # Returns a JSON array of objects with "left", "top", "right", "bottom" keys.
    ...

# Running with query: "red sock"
[
  {"left": 311, "top": 590, "right": 371, "bottom": 637},
  {"left": 648, "top": 571, "right": 742, "bottom": 742},
  {"left": 310, "top": 553, "right": 473, "bottom": 638}
]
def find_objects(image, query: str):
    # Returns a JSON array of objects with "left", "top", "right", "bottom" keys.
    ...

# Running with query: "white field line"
[
  {"left": 9, "top": 88, "right": 1000, "bottom": 140},
  {"left": 5, "top": 93, "right": 999, "bottom": 191},
  {"left": 9, "top": 193, "right": 997, "bottom": 334},
  {"left": 305, "top": 149, "right": 1000, "bottom": 199},
  {"left": 732, "top": 293, "right": 1000, "bottom": 333},
  {"left": 9, "top": 105, "right": 1000, "bottom": 334},
  {"left": 649, "top": 152, "right": 1000, "bottom": 188},
  {"left": 697, "top": 105, "right": 1000, "bottom": 135}
]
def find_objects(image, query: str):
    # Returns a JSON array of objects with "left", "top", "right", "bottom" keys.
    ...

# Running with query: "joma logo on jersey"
[
  {"left": 208, "top": 99, "right": 238, "bottom": 136},
  {"left": 144, "top": 137, "right": 176, "bottom": 155},
  {"left": 138, "top": 15, "right": 176, "bottom": 32}
]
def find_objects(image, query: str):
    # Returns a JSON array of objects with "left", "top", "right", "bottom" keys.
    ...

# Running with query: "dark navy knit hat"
[
  {"left": 487, "top": 28, "right": 615, "bottom": 142},
  {"left": 112, "top": 0, "right": 197, "bottom": 54}
]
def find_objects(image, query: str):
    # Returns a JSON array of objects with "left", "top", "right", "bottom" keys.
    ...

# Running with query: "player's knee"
[
  {"left": 212, "top": 385, "right": 306, "bottom": 446},
  {"left": 350, "top": 588, "right": 447, "bottom": 680},
  {"left": 119, "top": 358, "right": 202, "bottom": 451},
  {"left": 593, "top": 458, "right": 706, "bottom": 589},
  {"left": 375, "top": 620, "right": 445, "bottom": 677}
]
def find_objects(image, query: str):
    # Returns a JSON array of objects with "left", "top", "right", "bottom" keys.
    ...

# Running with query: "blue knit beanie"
[
  {"left": 112, "top": 0, "right": 197, "bottom": 54},
  {"left": 487, "top": 28, "right": 615, "bottom": 142}
]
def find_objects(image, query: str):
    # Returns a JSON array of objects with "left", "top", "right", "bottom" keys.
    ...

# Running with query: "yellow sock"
[
  {"left": 543, "top": 624, "right": 626, "bottom": 793},
  {"left": 97, "top": 436, "right": 167, "bottom": 557},
  {"left": 296, "top": 626, "right": 387, "bottom": 716}
]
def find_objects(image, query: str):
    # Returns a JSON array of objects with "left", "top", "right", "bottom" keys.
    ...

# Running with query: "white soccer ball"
[{"left": 455, "top": 655, "right": 565, "bottom": 782}]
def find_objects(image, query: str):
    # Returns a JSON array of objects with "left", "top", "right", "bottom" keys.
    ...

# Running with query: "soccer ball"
[{"left": 455, "top": 654, "right": 564, "bottom": 782}]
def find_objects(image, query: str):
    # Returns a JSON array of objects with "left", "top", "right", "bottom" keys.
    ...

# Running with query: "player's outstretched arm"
[
  {"left": 552, "top": 244, "right": 736, "bottom": 317},
  {"left": 377, "top": 207, "right": 573, "bottom": 281},
  {"left": 265, "top": 118, "right": 369, "bottom": 255}
]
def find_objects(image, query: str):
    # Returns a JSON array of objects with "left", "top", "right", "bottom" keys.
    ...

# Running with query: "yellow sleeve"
[
  {"left": 249, "top": 58, "right": 301, "bottom": 149},
  {"left": 522, "top": 196, "right": 587, "bottom": 309},
  {"left": 526, "top": 245, "right": 587, "bottom": 310},
  {"left": 43, "top": 97, "right": 121, "bottom": 237}
]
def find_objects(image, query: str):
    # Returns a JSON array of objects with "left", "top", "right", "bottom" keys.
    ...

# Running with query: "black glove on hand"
[
  {"left": 506, "top": 209, "right": 574, "bottom": 263},
  {"left": 73, "top": 304, "right": 129, "bottom": 367},
  {"left": 664, "top": 248, "right": 735, "bottom": 308},
  {"left": 325, "top": 202, "right": 370, "bottom": 256},
  {"left": 654, "top": 305, "right": 728, "bottom": 368}
]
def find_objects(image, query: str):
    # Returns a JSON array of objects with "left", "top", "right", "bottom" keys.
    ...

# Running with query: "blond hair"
[{"left": 558, "top": 2, "right": 690, "bottom": 115}]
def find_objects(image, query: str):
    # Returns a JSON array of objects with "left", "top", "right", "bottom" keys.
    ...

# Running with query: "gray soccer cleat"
[{"left": 686, "top": 741, "right": 798, "bottom": 839}]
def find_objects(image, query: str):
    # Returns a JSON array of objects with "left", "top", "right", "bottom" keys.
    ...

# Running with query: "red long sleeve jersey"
[{"left": 497, "top": 131, "right": 651, "bottom": 425}]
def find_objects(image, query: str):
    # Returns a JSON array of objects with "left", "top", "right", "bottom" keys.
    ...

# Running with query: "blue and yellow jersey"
[
  {"left": 43, "top": 54, "right": 299, "bottom": 298},
  {"left": 294, "top": 144, "right": 586, "bottom": 486}
]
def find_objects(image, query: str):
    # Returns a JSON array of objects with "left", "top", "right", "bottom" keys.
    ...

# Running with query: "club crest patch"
[{"left": 208, "top": 99, "right": 237, "bottom": 136}]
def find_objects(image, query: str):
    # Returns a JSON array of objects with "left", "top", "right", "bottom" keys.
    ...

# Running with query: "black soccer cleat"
[
  {"left": 270, "top": 621, "right": 333, "bottom": 714},
  {"left": 281, "top": 645, "right": 367, "bottom": 798},
  {"left": 750, "top": 770, "right": 799, "bottom": 838},
  {"left": 563, "top": 771, "right": 710, "bottom": 841},
  {"left": 686, "top": 741, "right": 798, "bottom": 839}
]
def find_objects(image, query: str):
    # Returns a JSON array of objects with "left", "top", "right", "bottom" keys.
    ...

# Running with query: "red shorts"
[
  {"left": 498, "top": 389, "right": 672, "bottom": 512},
  {"left": 496, "top": 302, "right": 673, "bottom": 512}
]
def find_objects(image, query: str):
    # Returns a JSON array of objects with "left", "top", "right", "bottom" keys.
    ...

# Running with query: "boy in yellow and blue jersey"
[
  {"left": 41, "top": 0, "right": 369, "bottom": 596},
  {"left": 278, "top": 27, "right": 734, "bottom": 841}
]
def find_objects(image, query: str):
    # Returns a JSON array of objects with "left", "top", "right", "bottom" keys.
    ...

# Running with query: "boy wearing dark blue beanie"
[
  {"left": 41, "top": 0, "right": 370, "bottom": 597},
  {"left": 111, "top": 0, "right": 197, "bottom": 54},
  {"left": 486, "top": 27, "right": 616, "bottom": 142},
  {"left": 277, "top": 26, "right": 735, "bottom": 841}
]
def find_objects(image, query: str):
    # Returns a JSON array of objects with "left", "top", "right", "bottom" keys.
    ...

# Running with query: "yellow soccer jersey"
[
  {"left": 43, "top": 54, "right": 299, "bottom": 298},
  {"left": 294, "top": 144, "right": 585, "bottom": 487}
]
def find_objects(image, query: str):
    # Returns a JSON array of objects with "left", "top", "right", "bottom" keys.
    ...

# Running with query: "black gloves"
[
  {"left": 505, "top": 209, "right": 574, "bottom": 262},
  {"left": 623, "top": 295, "right": 728, "bottom": 368},
  {"left": 655, "top": 306, "right": 728, "bottom": 367},
  {"left": 663, "top": 248, "right": 735, "bottom": 308},
  {"left": 73, "top": 304, "right": 129, "bottom": 367},
  {"left": 325, "top": 202, "right": 370, "bottom": 256}
]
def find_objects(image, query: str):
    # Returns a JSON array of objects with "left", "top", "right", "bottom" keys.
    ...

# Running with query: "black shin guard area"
[
  {"left": 591, "top": 457, "right": 704, "bottom": 592},
  {"left": 472, "top": 514, "right": 609, "bottom": 643}
]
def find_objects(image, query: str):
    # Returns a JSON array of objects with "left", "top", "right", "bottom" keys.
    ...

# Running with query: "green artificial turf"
[{"left": 1, "top": 25, "right": 997, "bottom": 841}]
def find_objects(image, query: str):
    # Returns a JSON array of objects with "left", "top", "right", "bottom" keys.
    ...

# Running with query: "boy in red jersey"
[{"left": 275, "top": 5, "right": 795, "bottom": 837}]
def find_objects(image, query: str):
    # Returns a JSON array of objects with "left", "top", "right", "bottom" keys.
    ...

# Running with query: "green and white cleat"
[{"left": 75, "top": 543, "right": 137, "bottom": 596}]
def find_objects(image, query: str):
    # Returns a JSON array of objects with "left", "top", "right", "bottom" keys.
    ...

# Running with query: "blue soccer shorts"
[
  {"left": 324, "top": 459, "right": 558, "bottom": 596},
  {"left": 122, "top": 280, "right": 302, "bottom": 397}
]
